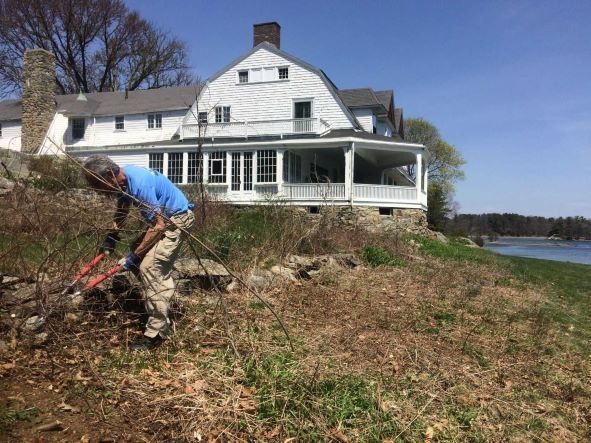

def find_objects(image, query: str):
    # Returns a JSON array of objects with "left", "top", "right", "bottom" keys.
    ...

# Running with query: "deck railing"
[
  {"left": 283, "top": 183, "right": 346, "bottom": 200},
  {"left": 353, "top": 184, "right": 417, "bottom": 202},
  {"left": 202, "top": 182, "right": 423, "bottom": 206},
  {"left": 181, "top": 117, "right": 327, "bottom": 139}
]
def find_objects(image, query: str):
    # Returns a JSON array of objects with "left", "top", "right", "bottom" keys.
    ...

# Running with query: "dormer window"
[
  {"left": 278, "top": 67, "right": 289, "bottom": 79},
  {"left": 238, "top": 70, "right": 249, "bottom": 83},
  {"left": 115, "top": 115, "right": 125, "bottom": 130},
  {"left": 71, "top": 118, "right": 85, "bottom": 140},
  {"left": 148, "top": 113, "right": 162, "bottom": 129}
]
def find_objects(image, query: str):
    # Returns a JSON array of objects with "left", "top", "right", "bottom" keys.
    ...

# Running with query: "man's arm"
[{"left": 132, "top": 213, "right": 167, "bottom": 257}]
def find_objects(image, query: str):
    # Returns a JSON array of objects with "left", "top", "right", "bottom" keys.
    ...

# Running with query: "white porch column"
[
  {"left": 163, "top": 152, "right": 169, "bottom": 178},
  {"left": 226, "top": 151, "right": 232, "bottom": 193},
  {"left": 415, "top": 152, "right": 422, "bottom": 202},
  {"left": 202, "top": 151, "right": 209, "bottom": 184},
  {"left": 343, "top": 145, "right": 352, "bottom": 201},
  {"left": 182, "top": 151, "right": 189, "bottom": 184},
  {"left": 276, "top": 149, "right": 285, "bottom": 194}
]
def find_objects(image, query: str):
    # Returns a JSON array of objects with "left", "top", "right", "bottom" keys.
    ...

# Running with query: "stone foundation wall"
[
  {"left": 281, "top": 205, "right": 429, "bottom": 235},
  {"left": 21, "top": 49, "right": 56, "bottom": 153}
]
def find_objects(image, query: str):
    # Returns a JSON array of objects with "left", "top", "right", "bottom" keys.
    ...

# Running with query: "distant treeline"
[{"left": 445, "top": 213, "right": 591, "bottom": 240}]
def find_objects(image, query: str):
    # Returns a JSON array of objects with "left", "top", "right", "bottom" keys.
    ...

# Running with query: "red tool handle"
[
  {"left": 74, "top": 252, "right": 107, "bottom": 282},
  {"left": 83, "top": 264, "right": 123, "bottom": 291}
]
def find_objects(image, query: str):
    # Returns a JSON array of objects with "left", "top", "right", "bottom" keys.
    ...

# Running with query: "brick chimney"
[
  {"left": 253, "top": 22, "right": 280, "bottom": 49},
  {"left": 21, "top": 48, "right": 56, "bottom": 153}
]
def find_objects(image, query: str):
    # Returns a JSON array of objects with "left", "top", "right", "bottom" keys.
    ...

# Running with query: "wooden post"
[{"left": 415, "top": 152, "right": 422, "bottom": 203}]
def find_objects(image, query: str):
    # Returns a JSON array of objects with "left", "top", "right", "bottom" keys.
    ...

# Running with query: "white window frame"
[
  {"left": 278, "top": 66, "right": 289, "bottom": 80},
  {"left": 197, "top": 112, "right": 208, "bottom": 124},
  {"left": 148, "top": 153, "right": 164, "bottom": 173},
  {"left": 238, "top": 70, "right": 249, "bottom": 84},
  {"left": 215, "top": 106, "right": 231, "bottom": 123},
  {"left": 293, "top": 99, "right": 314, "bottom": 119},
  {"left": 167, "top": 152, "right": 184, "bottom": 184},
  {"left": 208, "top": 151, "right": 226, "bottom": 183},
  {"left": 114, "top": 115, "right": 125, "bottom": 131},
  {"left": 187, "top": 152, "right": 203, "bottom": 184},
  {"left": 256, "top": 149, "right": 277, "bottom": 184},
  {"left": 147, "top": 113, "right": 162, "bottom": 129}
]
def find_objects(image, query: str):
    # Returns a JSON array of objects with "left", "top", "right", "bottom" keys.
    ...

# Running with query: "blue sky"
[{"left": 125, "top": 0, "right": 591, "bottom": 217}]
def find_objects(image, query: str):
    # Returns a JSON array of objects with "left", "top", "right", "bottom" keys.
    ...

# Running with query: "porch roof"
[{"left": 68, "top": 128, "right": 426, "bottom": 157}]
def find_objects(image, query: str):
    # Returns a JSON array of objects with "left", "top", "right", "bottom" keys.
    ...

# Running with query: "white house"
[{"left": 0, "top": 22, "right": 428, "bottom": 217}]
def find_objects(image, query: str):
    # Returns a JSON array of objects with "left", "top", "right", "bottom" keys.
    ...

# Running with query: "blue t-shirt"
[{"left": 118, "top": 165, "right": 191, "bottom": 223}]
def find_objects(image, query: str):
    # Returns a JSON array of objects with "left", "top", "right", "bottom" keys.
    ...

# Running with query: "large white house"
[{"left": 0, "top": 22, "right": 428, "bottom": 216}]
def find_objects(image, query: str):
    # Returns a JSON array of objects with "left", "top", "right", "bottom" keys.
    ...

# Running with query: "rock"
[
  {"left": 226, "top": 280, "right": 240, "bottom": 292},
  {"left": 0, "top": 275, "right": 20, "bottom": 286},
  {"left": 269, "top": 265, "right": 297, "bottom": 282},
  {"left": 0, "top": 176, "right": 15, "bottom": 191},
  {"left": 24, "top": 315, "right": 45, "bottom": 332},
  {"left": 434, "top": 231, "right": 449, "bottom": 243},
  {"left": 34, "top": 332, "right": 49, "bottom": 346},
  {"left": 64, "top": 312, "right": 80, "bottom": 323},
  {"left": 247, "top": 270, "right": 273, "bottom": 291},
  {"left": 174, "top": 258, "right": 232, "bottom": 291}
]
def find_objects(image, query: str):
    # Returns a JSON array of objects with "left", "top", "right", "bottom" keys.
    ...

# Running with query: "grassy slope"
[{"left": 1, "top": 216, "right": 590, "bottom": 441}]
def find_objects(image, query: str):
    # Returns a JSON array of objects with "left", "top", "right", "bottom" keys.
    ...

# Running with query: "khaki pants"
[{"left": 138, "top": 210, "right": 194, "bottom": 338}]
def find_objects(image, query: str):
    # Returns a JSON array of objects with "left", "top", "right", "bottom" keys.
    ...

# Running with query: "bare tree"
[{"left": 0, "top": 0, "right": 195, "bottom": 97}]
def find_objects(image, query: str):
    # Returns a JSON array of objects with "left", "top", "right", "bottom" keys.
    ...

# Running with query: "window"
[
  {"left": 167, "top": 152, "right": 183, "bottom": 184},
  {"left": 250, "top": 68, "right": 262, "bottom": 82},
  {"left": 238, "top": 70, "right": 249, "bottom": 83},
  {"left": 231, "top": 152, "right": 240, "bottom": 191},
  {"left": 197, "top": 112, "right": 208, "bottom": 124},
  {"left": 0, "top": 123, "right": 2, "bottom": 137},
  {"left": 115, "top": 115, "right": 125, "bottom": 130},
  {"left": 278, "top": 67, "right": 289, "bottom": 80},
  {"left": 294, "top": 101, "right": 312, "bottom": 118},
  {"left": 293, "top": 101, "right": 312, "bottom": 132},
  {"left": 148, "top": 113, "right": 162, "bottom": 129},
  {"left": 209, "top": 151, "right": 226, "bottom": 183},
  {"left": 149, "top": 153, "right": 164, "bottom": 173},
  {"left": 187, "top": 152, "right": 203, "bottom": 183},
  {"left": 71, "top": 118, "right": 85, "bottom": 139},
  {"left": 257, "top": 150, "right": 276, "bottom": 183},
  {"left": 215, "top": 106, "right": 230, "bottom": 123},
  {"left": 244, "top": 152, "right": 253, "bottom": 191}
]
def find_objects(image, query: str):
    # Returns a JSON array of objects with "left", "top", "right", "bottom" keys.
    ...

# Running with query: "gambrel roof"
[{"left": 206, "top": 41, "right": 360, "bottom": 130}]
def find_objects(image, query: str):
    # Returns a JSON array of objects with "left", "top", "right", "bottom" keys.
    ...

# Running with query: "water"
[{"left": 484, "top": 237, "right": 591, "bottom": 265}]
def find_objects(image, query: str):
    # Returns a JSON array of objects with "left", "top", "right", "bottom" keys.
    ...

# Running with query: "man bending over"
[{"left": 83, "top": 154, "right": 194, "bottom": 351}]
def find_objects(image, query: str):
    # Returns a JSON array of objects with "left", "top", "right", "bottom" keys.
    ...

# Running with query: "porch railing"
[
  {"left": 283, "top": 183, "right": 346, "bottom": 200},
  {"left": 181, "top": 117, "right": 328, "bottom": 139},
  {"left": 353, "top": 184, "right": 417, "bottom": 202}
]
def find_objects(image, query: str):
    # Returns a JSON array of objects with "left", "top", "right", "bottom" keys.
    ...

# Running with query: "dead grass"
[{"left": 1, "top": 183, "right": 590, "bottom": 441}]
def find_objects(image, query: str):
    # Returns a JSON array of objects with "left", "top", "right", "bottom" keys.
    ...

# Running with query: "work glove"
[
  {"left": 118, "top": 252, "right": 141, "bottom": 271},
  {"left": 100, "top": 232, "right": 120, "bottom": 254}
]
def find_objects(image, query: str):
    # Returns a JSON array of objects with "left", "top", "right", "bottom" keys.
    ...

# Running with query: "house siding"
[
  {"left": 0, "top": 121, "right": 22, "bottom": 151},
  {"left": 188, "top": 48, "right": 354, "bottom": 130},
  {"left": 38, "top": 110, "right": 186, "bottom": 154},
  {"left": 352, "top": 109, "right": 375, "bottom": 133}
]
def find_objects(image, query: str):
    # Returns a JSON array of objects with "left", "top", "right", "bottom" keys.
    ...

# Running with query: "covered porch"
[{"left": 203, "top": 136, "right": 428, "bottom": 209}]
